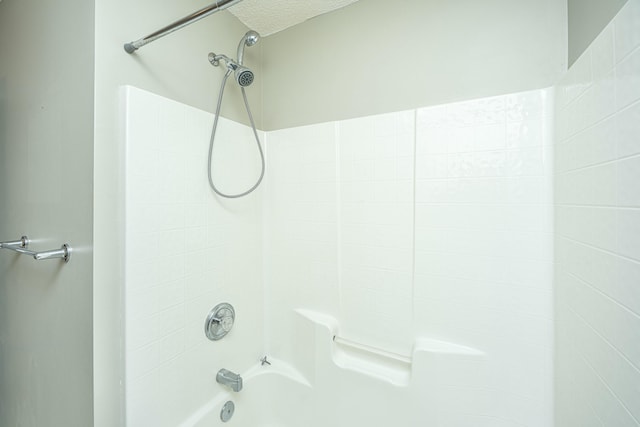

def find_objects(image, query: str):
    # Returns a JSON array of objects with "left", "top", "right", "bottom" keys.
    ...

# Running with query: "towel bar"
[{"left": 0, "top": 236, "right": 71, "bottom": 263}]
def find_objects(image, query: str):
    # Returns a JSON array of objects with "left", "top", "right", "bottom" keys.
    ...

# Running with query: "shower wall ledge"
[{"left": 295, "top": 309, "right": 485, "bottom": 387}]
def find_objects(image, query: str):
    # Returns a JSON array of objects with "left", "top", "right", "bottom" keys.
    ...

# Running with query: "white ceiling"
[{"left": 228, "top": 0, "right": 360, "bottom": 36}]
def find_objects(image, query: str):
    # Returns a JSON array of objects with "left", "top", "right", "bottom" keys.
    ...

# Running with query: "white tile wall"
[
  {"left": 123, "top": 87, "right": 264, "bottom": 427},
  {"left": 554, "top": 0, "right": 640, "bottom": 425},
  {"left": 263, "top": 122, "right": 339, "bottom": 364},
  {"left": 414, "top": 90, "right": 555, "bottom": 426},
  {"left": 338, "top": 111, "right": 415, "bottom": 356},
  {"left": 265, "top": 90, "right": 554, "bottom": 425},
  {"left": 124, "top": 86, "right": 558, "bottom": 425}
]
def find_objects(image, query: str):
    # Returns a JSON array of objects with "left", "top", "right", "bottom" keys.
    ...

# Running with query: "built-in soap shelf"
[
  {"left": 295, "top": 309, "right": 484, "bottom": 387},
  {"left": 332, "top": 334, "right": 412, "bottom": 386}
]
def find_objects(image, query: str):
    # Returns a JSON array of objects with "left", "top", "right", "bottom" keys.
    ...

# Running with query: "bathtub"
[
  {"left": 180, "top": 360, "right": 312, "bottom": 427},
  {"left": 179, "top": 310, "right": 489, "bottom": 427}
]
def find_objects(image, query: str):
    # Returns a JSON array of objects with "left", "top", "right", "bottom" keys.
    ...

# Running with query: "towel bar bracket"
[{"left": 0, "top": 235, "right": 29, "bottom": 249}]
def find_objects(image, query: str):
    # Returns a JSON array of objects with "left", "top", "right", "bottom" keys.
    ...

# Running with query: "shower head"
[
  {"left": 208, "top": 52, "right": 255, "bottom": 87},
  {"left": 235, "top": 66, "right": 254, "bottom": 87},
  {"left": 237, "top": 30, "right": 260, "bottom": 65}
]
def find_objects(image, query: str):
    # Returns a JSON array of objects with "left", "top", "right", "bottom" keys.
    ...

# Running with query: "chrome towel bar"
[{"left": 0, "top": 236, "right": 71, "bottom": 263}]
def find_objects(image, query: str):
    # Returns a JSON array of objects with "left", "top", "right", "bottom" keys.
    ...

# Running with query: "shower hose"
[{"left": 208, "top": 68, "right": 265, "bottom": 198}]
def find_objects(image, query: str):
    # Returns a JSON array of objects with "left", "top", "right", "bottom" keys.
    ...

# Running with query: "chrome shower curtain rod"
[{"left": 124, "top": 0, "right": 245, "bottom": 53}]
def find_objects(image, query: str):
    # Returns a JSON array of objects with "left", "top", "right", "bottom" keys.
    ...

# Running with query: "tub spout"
[{"left": 216, "top": 368, "right": 243, "bottom": 392}]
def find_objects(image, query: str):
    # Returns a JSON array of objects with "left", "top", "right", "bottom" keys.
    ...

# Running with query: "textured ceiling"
[{"left": 228, "top": 0, "right": 360, "bottom": 36}]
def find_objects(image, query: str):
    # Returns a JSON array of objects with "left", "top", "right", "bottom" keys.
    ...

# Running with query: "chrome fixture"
[
  {"left": 207, "top": 30, "right": 265, "bottom": 199},
  {"left": 216, "top": 368, "right": 243, "bottom": 392},
  {"left": 0, "top": 236, "right": 28, "bottom": 249},
  {"left": 205, "top": 302, "right": 235, "bottom": 341},
  {"left": 237, "top": 30, "right": 260, "bottom": 65},
  {"left": 220, "top": 401, "right": 235, "bottom": 422},
  {"left": 1, "top": 236, "right": 72, "bottom": 263},
  {"left": 123, "top": 0, "right": 245, "bottom": 53},
  {"left": 260, "top": 356, "right": 271, "bottom": 366},
  {"left": 208, "top": 53, "right": 254, "bottom": 87},
  {"left": 207, "top": 30, "right": 259, "bottom": 86}
]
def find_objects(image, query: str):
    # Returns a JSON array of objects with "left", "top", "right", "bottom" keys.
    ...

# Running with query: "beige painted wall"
[
  {"left": 261, "top": 0, "right": 567, "bottom": 130},
  {"left": 0, "top": 0, "right": 94, "bottom": 426},
  {"left": 92, "top": 2, "right": 258, "bottom": 425},
  {"left": 568, "top": 0, "right": 628, "bottom": 65}
]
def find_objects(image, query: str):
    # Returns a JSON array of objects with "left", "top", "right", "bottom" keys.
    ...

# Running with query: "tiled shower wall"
[
  {"left": 265, "top": 89, "right": 554, "bottom": 424},
  {"left": 123, "top": 85, "right": 554, "bottom": 425},
  {"left": 123, "top": 87, "right": 264, "bottom": 426},
  {"left": 413, "top": 92, "right": 555, "bottom": 423},
  {"left": 554, "top": 0, "right": 640, "bottom": 425}
]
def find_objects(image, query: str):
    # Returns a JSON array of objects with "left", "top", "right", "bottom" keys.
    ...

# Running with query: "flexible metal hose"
[{"left": 207, "top": 69, "right": 265, "bottom": 198}]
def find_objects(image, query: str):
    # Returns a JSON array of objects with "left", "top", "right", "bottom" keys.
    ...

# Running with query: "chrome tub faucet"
[{"left": 216, "top": 368, "right": 243, "bottom": 392}]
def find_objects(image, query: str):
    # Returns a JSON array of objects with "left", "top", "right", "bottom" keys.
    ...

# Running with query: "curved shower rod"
[{"left": 124, "top": 0, "right": 245, "bottom": 53}]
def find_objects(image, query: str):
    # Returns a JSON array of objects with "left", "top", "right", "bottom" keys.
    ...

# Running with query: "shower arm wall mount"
[{"left": 124, "top": 0, "right": 245, "bottom": 54}]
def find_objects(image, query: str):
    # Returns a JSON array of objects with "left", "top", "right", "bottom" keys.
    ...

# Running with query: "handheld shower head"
[
  {"left": 209, "top": 30, "right": 259, "bottom": 87},
  {"left": 237, "top": 30, "right": 260, "bottom": 65},
  {"left": 235, "top": 66, "right": 254, "bottom": 87},
  {"left": 209, "top": 53, "right": 255, "bottom": 87}
]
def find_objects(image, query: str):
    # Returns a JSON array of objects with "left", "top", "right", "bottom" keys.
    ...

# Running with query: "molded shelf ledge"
[
  {"left": 333, "top": 335, "right": 412, "bottom": 386},
  {"left": 295, "top": 309, "right": 485, "bottom": 387}
]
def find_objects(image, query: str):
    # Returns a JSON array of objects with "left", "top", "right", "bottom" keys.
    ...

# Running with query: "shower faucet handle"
[
  {"left": 212, "top": 314, "right": 234, "bottom": 332},
  {"left": 205, "top": 303, "right": 235, "bottom": 341}
]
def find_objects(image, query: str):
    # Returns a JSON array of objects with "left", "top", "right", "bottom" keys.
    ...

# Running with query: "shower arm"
[{"left": 124, "top": 0, "right": 245, "bottom": 54}]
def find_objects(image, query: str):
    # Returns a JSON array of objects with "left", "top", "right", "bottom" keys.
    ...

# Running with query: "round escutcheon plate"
[{"left": 205, "top": 302, "right": 235, "bottom": 341}]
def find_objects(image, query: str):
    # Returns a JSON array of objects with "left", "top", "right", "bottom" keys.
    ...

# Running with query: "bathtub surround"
[
  {"left": 123, "top": 85, "right": 553, "bottom": 425},
  {"left": 554, "top": 1, "right": 640, "bottom": 424},
  {"left": 265, "top": 89, "right": 555, "bottom": 425},
  {"left": 123, "top": 87, "right": 263, "bottom": 426}
]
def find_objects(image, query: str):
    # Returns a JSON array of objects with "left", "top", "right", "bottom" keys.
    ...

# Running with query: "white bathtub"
[
  {"left": 180, "top": 361, "right": 313, "bottom": 427},
  {"left": 179, "top": 310, "right": 491, "bottom": 427}
]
